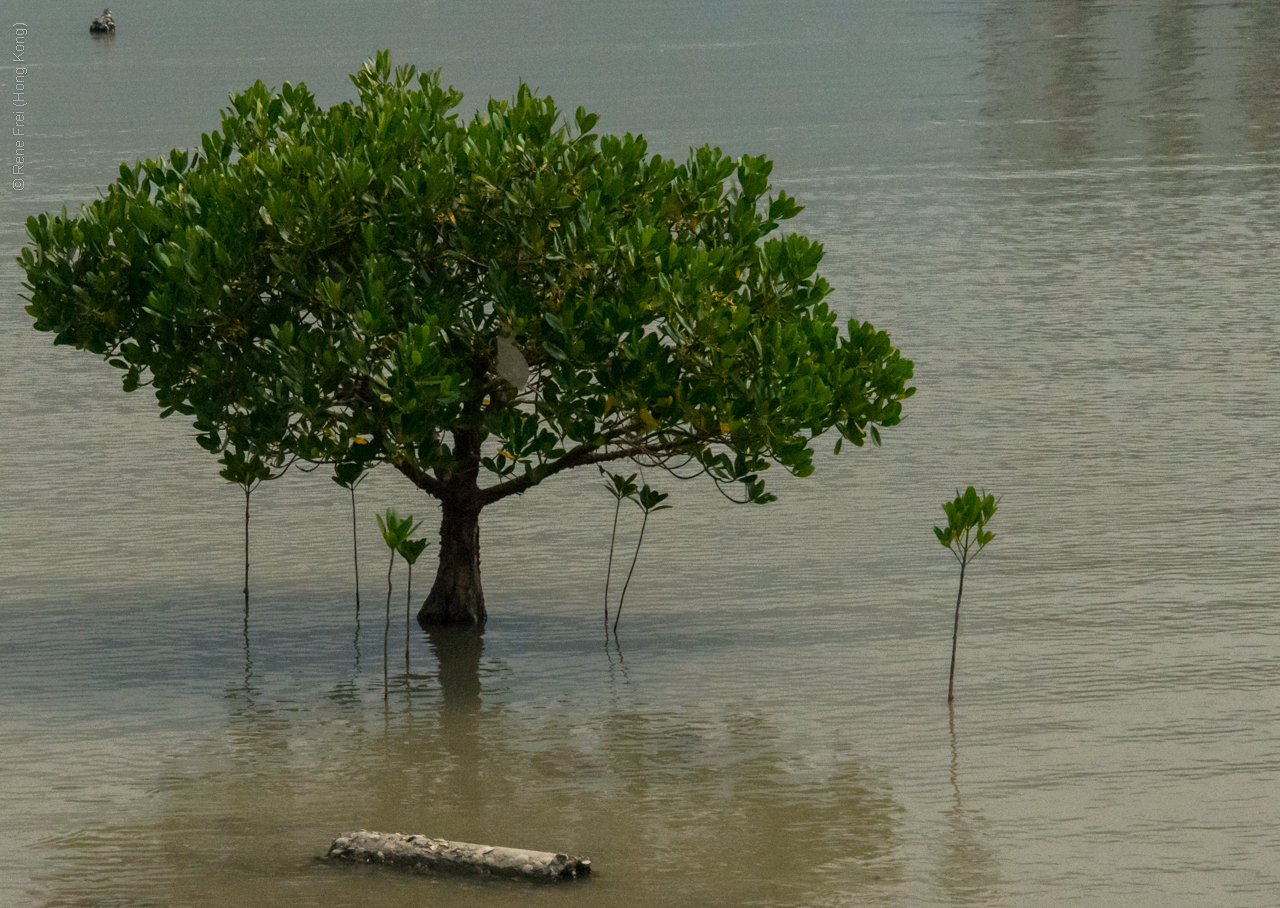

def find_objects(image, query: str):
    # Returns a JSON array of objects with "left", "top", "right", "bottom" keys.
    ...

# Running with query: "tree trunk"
[{"left": 418, "top": 491, "right": 485, "bottom": 626}]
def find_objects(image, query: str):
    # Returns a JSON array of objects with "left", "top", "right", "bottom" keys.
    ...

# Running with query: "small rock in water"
[{"left": 89, "top": 8, "right": 116, "bottom": 34}]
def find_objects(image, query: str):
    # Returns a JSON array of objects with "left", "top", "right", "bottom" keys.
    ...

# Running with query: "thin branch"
[
  {"left": 479, "top": 423, "right": 720, "bottom": 505},
  {"left": 392, "top": 458, "right": 447, "bottom": 498},
  {"left": 660, "top": 455, "right": 708, "bottom": 480},
  {"left": 711, "top": 477, "right": 753, "bottom": 505},
  {"left": 479, "top": 440, "right": 628, "bottom": 505}
]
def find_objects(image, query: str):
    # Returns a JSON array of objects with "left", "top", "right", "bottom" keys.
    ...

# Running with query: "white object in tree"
[{"left": 496, "top": 335, "right": 530, "bottom": 391}]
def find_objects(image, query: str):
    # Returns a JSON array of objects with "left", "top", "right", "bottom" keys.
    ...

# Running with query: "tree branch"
[
  {"left": 476, "top": 422, "right": 717, "bottom": 507},
  {"left": 478, "top": 442, "right": 637, "bottom": 506},
  {"left": 393, "top": 458, "right": 447, "bottom": 498}
]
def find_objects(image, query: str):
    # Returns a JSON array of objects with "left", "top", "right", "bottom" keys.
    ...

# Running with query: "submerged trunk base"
[
  {"left": 417, "top": 583, "right": 485, "bottom": 627},
  {"left": 416, "top": 542, "right": 485, "bottom": 626},
  {"left": 417, "top": 497, "right": 485, "bottom": 627}
]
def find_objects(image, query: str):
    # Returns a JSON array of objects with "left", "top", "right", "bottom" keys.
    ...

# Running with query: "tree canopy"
[{"left": 21, "top": 52, "right": 915, "bottom": 625}]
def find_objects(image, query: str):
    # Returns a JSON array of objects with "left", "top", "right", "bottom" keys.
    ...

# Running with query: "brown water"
[{"left": 3, "top": 2, "right": 1280, "bottom": 905}]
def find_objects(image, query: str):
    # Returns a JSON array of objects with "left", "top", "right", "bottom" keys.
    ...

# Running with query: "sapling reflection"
[
  {"left": 934, "top": 486, "right": 998, "bottom": 702},
  {"left": 613, "top": 484, "right": 670, "bottom": 634}
]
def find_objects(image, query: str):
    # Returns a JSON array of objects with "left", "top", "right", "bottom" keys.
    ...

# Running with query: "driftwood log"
[{"left": 327, "top": 830, "right": 591, "bottom": 882}]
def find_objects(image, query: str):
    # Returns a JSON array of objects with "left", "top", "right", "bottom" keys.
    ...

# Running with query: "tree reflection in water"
[
  {"left": 934, "top": 703, "right": 999, "bottom": 904},
  {"left": 58, "top": 620, "right": 905, "bottom": 907}
]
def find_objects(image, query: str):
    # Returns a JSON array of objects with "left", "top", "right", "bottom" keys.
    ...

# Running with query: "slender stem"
[
  {"left": 243, "top": 486, "right": 251, "bottom": 596},
  {"left": 406, "top": 564, "right": 412, "bottom": 665},
  {"left": 613, "top": 508, "right": 649, "bottom": 634},
  {"left": 242, "top": 596, "right": 252, "bottom": 700},
  {"left": 384, "top": 551, "right": 394, "bottom": 703},
  {"left": 605, "top": 496, "right": 622, "bottom": 633},
  {"left": 948, "top": 558, "right": 966, "bottom": 702},
  {"left": 949, "top": 699, "right": 960, "bottom": 807},
  {"left": 351, "top": 486, "right": 361, "bottom": 616}
]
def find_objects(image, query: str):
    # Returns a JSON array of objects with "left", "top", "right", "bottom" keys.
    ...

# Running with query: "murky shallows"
[{"left": 3, "top": 2, "right": 1280, "bottom": 906}]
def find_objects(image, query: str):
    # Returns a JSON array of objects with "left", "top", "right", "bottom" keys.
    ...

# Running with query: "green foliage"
[
  {"left": 376, "top": 507, "right": 422, "bottom": 555},
  {"left": 398, "top": 536, "right": 430, "bottom": 566},
  {"left": 636, "top": 483, "right": 671, "bottom": 516},
  {"left": 395, "top": 529, "right": 430, "bottom": 663},
  {"left": 934, "top": 486, "right": 997, "bottom": 566},
  {"left": 331, "top": 454, "right": 373, "bottom": 492},
  {"left": 24, "top": 53, "right": 913, "bottom": 624},
  {"left": 376, "top": 506, "right": 427, "bottom": 694},
  {"left": 603, "top": 471, "right": 640, "bottom": 506},
  {"left": 936, "top": 486, "right": 997, "bottom": 702},
  {"left": 19, "top": 51, "right": 914, "bottom": 514},
  {"left": 221, "top": 451, "right": 278, "bottom": 491}
]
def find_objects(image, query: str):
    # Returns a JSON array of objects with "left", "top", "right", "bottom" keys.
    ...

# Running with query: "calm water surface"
[{"left": 3, "top": 2, "right": 1280, "bottom": 906}]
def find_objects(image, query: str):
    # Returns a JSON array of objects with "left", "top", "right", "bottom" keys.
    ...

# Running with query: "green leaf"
[
  {"left": 574, "top": 106, "right": 599, "bottom": 134},
  {"left": 398, "top": 536, "right": 430, "bottom": 565},
  {"left": 936, "top": 486, "right": 997, "bottom": 563}
]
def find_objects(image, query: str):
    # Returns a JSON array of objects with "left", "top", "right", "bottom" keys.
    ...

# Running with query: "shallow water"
[{"left": 3, "top": 2, "right": 1280, "bottom": 905}]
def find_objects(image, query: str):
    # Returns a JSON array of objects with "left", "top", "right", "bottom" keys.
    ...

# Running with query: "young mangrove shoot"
[
  {"left": 601, "top": 470, "right": 639, "bottom": 633},
  {"left": 333, "top": 461, "right": 373, "bottom": 616},
  {"left": 934, "top": 486, "right": 998, "bottom": 702},
  {"left": 613, "top": 484, "right": 670, "bottom": 635},
  {"left": 377, "top": 508, "right": 421, "bottom": 701},
  {"left": 220, "top": 451, "right": 281, "bottom": 607},
  {"left": 398, "top": 534, "right": 430, "bottom": 664},
  {"left": 241, "top": 482, "right": 253, "bottom": 600}
]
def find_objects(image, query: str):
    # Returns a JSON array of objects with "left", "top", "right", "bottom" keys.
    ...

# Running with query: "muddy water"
[{"left": 3, "top": 2, "right": 1280, "bottom": 905}]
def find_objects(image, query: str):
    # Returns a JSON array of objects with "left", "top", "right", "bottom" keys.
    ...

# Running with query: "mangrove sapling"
[
  {"left": 398, "top": 535, "right": 430, "bottom": 664},
  {"left": 333, "top": 461, "right": 373, "bottom": 616},
  {"left": 377, "top": 508, "right": 421, "bottom": 701},
  {"left": 220, "top": 452, "right": 278, "bottom": 606},
  {"left": 240, "top": 482, "right": 253, "bottom": 601},
  {"left": 601, "top": 470, "right": 639, "bottom": 632},
  {"left": 934, "top": 486, "right": 998, "bottom": 702},
  {"left": 613, "top": 484, "right": 670, "bottom": 634}
]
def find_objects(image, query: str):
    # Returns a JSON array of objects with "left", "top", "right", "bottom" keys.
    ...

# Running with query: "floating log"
[{"left": 326, "top": 830, "right": 591, "bottom": 882}]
